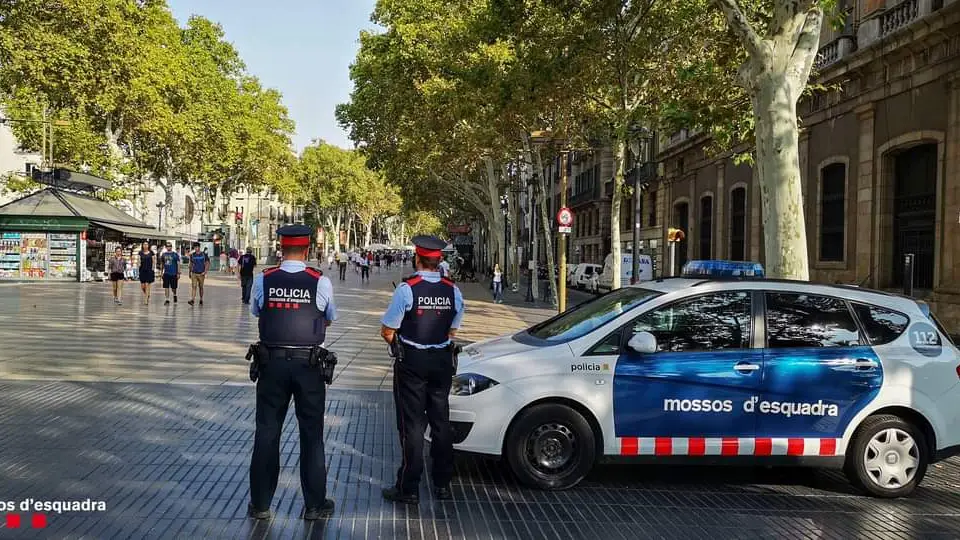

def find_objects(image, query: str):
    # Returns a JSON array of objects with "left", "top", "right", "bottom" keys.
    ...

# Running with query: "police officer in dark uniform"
[
  {"left": 247, "top": 225, "right": 338, "bottom": 520},
  {"left": 380, "top": 235, "right": 465, "bottom": 504}
]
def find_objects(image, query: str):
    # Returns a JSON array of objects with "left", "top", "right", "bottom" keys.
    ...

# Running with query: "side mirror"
[{"left": 627, "top": 332, "right": 657, "bottom": 354}]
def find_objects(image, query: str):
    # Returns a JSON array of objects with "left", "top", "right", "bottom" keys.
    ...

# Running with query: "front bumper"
[{"left": 449, "top": 383, "right": 522, "bottom": 455}]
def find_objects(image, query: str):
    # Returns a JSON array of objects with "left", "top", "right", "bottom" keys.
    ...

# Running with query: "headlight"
[{"left": 451, "top": 373, "right": 499, "bottom": 396}]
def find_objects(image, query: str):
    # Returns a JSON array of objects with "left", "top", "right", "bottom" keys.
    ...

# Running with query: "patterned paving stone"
[{"left": 0, "top": 381, "right": 959, "bottom": 539}]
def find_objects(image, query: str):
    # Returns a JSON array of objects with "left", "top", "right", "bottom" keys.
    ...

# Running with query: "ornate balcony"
[
  {"left": 881, "top": 0, "right": 920, "bottom": 37},
  {"left": 815, "top": 36, "right": 857, "bottom": 70}
]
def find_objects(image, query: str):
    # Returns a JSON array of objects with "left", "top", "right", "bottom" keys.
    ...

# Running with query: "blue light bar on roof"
[{"left": 681, "top": 260, "right": 765, "bottom": 278}]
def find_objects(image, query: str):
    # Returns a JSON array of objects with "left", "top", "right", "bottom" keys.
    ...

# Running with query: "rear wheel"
[
  {"left": 844, "top": 414, "right": 928, "bottom": 498},
  {"left": 505, "top": 403, "right": 596, "bottom": 490}
]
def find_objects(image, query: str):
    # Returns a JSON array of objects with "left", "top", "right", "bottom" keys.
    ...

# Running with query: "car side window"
[
  {"left": 588, "top": 330, "right": 623, "bottom": 356},
  {"left": 765, "top": 293, "right": 861, "bottom": 348},
  {"left": 629, "top": 292, "right": 752, "bottom": 352},
  {"left": 852, "top": 303, "right": 909, "bottom": 346}
]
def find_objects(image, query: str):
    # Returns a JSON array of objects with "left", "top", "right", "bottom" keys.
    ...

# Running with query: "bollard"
[{"left": 903, "top": 253, "right": 915, "bottom": 297}]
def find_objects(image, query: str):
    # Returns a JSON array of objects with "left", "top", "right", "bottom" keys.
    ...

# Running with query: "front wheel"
[
  {"left": 505, "top": 403, "right": 596, "bottom": 490},
  {"left": 844, "top": 414, "right": 928, "bottom": 498}
]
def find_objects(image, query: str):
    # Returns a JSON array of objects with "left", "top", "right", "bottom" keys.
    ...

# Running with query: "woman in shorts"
[
  {"left": 137, "top": 242, "right": 156, "bottom": 305},
  {"left": 108, "top": 247, "right": 126, "bottom": 305}
]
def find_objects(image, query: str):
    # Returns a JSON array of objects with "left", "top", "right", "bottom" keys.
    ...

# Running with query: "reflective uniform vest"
[
  {"left": 398, "top": 274, "right": 457, "bottom": 346},
  {"left": 258, "top": 267, "right": 326, "bottom": 347}
]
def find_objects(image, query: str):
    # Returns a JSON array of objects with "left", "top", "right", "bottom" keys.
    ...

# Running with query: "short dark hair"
[
  {"left": 282, "top": 245, "right": 308, "bottom": 257},
  {"left": 417, "top": 254, "right": 440, "bottom": 270}
]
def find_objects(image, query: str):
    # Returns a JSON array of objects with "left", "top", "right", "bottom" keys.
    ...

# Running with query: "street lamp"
[
  {"left": 500, "top": 194, "right": 509, "bottom": 288},
  {"left": 525, "top": 174, "right": 537, "bottom": 303},
  {"left": 156, "top": 201, "right": 166, "bottom": 231},
  {"left": 630, "top": 127, "right": 656, "bottom": 285}
]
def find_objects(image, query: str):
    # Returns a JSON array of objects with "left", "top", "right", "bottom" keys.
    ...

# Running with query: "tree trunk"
[
  {"left": 610, "top": 137, "right": 627, "bottom": 290},
  {"left": 713, "top": 0, "right": 821, "bottom": 280},
  {"left": 534, "top": 148, "right": 558, "bottom": 308},
  {"left": 364, "top": 218, "right": 374, "bottom": 247},
  {"left": 483, "top": 157, "right": 505, "bottom": 269},
  {"left": 520, "top": 138, "right": 538, "bottom": 301},
  {"left": 753, "top": 80, "right": 809, "bottom": 279}
]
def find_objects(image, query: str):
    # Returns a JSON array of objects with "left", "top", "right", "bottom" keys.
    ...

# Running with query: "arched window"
[
  {"left": 699, "top": 196, "right": 713, "bottom": 259},
  {"left": 730, "top": 187, "right": 746, "bottom": 261},
  {"left": 819, "top": 163, "right": 846, "bottom": 262}
]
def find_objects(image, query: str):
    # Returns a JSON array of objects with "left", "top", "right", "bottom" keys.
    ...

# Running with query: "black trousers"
[
  {"left": 361, "top": 266, "right": 370, "bottom": 281},
  {"left": 250, "top": 348, "right": 327, "bottom": 509},
  {"left": 338, "top": 262, "right": 347, "bottom": 280},
  {"left": 240, "top": 274, "right": 253, "bottom": 303},
  {"left": 392, "top": 346, "right": 455, "bottom": 495}
]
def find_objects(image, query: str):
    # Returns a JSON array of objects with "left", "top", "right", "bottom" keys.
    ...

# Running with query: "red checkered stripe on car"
[{"left": 618, "top": 437, "right": 840, "bottom": 456}]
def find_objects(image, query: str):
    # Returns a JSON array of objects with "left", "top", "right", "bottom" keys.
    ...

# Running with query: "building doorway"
[{"left": 891, "top": 144, "right": 937, "bottom": 290}]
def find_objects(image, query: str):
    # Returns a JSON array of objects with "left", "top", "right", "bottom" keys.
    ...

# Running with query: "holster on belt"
[
  {"left": 310, "top": 345, "right": 338, "bottom": 385},
  {"left": 449, "top": 342, "right": 462, "bottom": 373},
  {"left": 245, "top": 343, "right": 263, "bottom": 383},
  {"left": 390, "top": 335, "right": 405, "bottom": 363}
]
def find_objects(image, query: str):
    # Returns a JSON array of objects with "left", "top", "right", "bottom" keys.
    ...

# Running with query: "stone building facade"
[{"left": 656, "top": 0, "right": 960, "bottom": 326}]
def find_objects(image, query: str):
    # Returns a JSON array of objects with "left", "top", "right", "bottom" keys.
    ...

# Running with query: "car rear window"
[{"left": 852, "top": 303, "right": 909, "bottom": 345}]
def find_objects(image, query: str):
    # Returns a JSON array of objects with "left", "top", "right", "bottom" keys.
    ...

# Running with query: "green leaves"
[{"left": 0, "top": 0, "right": 294, "bottom": 199}]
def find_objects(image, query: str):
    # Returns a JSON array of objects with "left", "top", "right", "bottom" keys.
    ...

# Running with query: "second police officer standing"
[
  {"left": 380, "top": 235, "right": 464, "bottom": 504},
  {"left": 247, "top": 225, "right": 339, "bottom": 521}
]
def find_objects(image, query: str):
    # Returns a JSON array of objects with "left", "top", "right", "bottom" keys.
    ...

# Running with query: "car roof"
[{"left": 631, "top": 277, "right": 922, "bottom": 313}]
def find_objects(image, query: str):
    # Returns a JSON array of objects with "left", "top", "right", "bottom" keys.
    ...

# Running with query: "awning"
[{"left": 90, "top": 221, "right": 179, "bottom": 241}]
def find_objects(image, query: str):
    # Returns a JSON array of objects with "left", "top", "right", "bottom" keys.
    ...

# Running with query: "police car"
[{"left": 450, "top": 261, "right": 960, "bottom": 497}]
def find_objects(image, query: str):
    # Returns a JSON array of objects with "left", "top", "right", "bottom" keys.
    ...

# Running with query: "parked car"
[
  {"left": 571, "top": 263, "right": 602, "bottom": 290},
  {"left": 450, "top": 260, "right": 960, "bottom": 497}
]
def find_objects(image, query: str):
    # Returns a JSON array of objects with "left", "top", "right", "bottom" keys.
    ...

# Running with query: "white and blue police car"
[{"left": 450, "top": 261, "right": 960, "bottom": 497}]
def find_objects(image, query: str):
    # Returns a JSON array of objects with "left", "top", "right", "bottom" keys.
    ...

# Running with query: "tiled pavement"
[{"left": 2, "top": 268, "right": 960, "bottom": 538}]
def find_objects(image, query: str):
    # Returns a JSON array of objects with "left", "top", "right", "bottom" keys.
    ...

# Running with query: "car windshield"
[{"left": 527, "top": 287, "right": 660, "bottom": 342}]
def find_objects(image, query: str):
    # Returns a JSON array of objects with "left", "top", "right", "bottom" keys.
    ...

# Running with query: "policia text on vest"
[
  {"left": 245, "top": 224, "right": 339, "bottom": 521},
  {"left": 380, "top": 235, "right": 465, "bottom": 506}
]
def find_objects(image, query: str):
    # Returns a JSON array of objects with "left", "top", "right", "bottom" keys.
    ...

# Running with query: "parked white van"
[
  {"left": 590, "top": 253, "right": 653, "bottom": 293},
  {"left": 570, "top": 263, "right": 602, "bottom": 290}
]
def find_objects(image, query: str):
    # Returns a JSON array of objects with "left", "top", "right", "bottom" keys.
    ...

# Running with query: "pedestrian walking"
[
  {"left": 158, "top": 242, "right": 180, "bottom": 305},
  {"left": 188, "top": 244, "right": 210, "bottom": 306},
  {"left": 492, "top": 263, "right": 503, "bottom": 303},
  {"left": 108, "top": 247, "right": 126, "bottom": 305},
  {"left": 360, "top": 251, "right": 370, "bottom": 282},
  {"left": 338, "top": 251, "right": 347, "bottom": 281},
  {"left": 380, "top": 235, "right": 464, "bottom": 505},
  {"left": 138, "top": 242, "right": 156, "bottom": 305},
  {"left": 327, "top": 252, "right": 334, "bottom": 271},
  {"left": 238, "top": 247, "right": 257, "bottom": 304},
  {"left": 229, "top": 247, "right": 240, "bottom": 275},
  {"left": 219, "top": 250, "right": 228, "bottom": 273},
  {"left": 438, "top": 258, "right": 450, "bottom": 279},
  {"left": 247, "top": 225, "right": 338, "bottom": 521}
]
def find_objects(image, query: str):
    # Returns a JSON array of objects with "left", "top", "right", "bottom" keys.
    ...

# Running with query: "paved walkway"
[
  {"left": 0, "top": 265, "right": 552, "bottom": 389},
  {"left": 1, "top": 268, "right": 960, "bottom": 538}
]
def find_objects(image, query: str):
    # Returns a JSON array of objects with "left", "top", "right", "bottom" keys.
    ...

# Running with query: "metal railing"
[{"left": 881, "top": 0, "right": 920, "bottom": 38}]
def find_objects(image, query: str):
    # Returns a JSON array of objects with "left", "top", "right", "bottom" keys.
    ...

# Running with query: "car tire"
[
  {"left": 844, "top": 414, "right": 928, "bottom": 498},
  {"left": 505, "top": 403, "right": 596, "bottom": 490}
]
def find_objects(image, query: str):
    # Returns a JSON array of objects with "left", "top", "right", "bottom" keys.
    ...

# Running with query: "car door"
[
  {"left": 759, "top": 292, "right": 883, "bottom": 444},
  {"left": 613, "top": 291, "right": 762, "bottom": 445}
]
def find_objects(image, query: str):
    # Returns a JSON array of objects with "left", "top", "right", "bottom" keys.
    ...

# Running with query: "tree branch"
[
  {"left": 711, "top": 0, "right": 766, "bottom": 60},
  {"left": 790, "top": 7, "right": 823, "bottom": 93}
]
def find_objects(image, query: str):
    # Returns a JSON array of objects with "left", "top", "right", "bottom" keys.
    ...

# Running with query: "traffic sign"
[
  {"left": 558, "top": 225, "right": 572, "bottom": 234},
  {"left": 557, "top": 207, "right": 574, "bottom": 226}
]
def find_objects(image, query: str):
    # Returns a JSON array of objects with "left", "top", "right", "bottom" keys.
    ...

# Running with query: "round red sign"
[{"left": 557, "top": 207, "right": 574, "bottom": 226}]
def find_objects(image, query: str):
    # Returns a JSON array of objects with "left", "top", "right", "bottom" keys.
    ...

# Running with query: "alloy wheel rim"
[
  {"left": 863, "top": 427, "right": 919, "bottom": 489},
  {"left": 525, "top": 422, "right": 577, "bottom": 475}
]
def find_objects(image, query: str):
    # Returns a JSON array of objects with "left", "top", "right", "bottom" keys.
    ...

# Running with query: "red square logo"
[
  {"left": 31, "top": 514, "right": 46, "bottom": 529},
  {"left": 292, "top": 303, "right": 300, "bottom": 310},
  {"left": 5, "top": 513, "right": 21, "bottom": 529},
  {"left": 284, "top": 303, "right": 292, "bottom": 310}
]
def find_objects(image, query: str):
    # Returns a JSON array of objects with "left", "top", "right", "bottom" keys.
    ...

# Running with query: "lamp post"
[
  {"left": 630, "top": 127, "right": 656, "bottom": 284},
  {"left": 525, "top": 174, "right": 536, "bottom": 303},
  {"left": 156, "top": 201, "right": 166, "bottom": 231},
  {"left": 500, "top": 194, "right": 509, "bottom": 288}
]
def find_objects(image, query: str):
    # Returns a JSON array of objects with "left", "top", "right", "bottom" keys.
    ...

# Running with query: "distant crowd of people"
[{"left": 327, "top": 249, "right": 411, "bottom": 282}]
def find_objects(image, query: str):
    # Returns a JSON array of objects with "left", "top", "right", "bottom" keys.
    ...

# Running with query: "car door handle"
[
  {"left": 854, "top": 358, "right": 879, "bottom": 370},
  {"left": 734, "top": 362, "right": 760, "bottom": 373}
]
